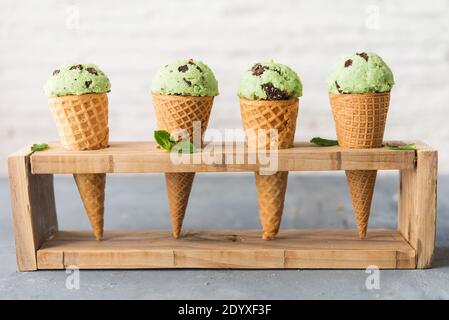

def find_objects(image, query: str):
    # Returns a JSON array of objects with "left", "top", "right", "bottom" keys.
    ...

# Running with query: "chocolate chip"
[
  {"left": 85, "top": 80, "right": 92, "bottom": 88},
  {"left": 251, "top": 63, "right": 266, "bottom": 76},
  {"left": 86, "top": 67, "right": 98, "bottom": 75},
  {"left": 195, "top": 65, "right": 203, "bottom": 73},
  {"left": 183, "top": 78, "right": 192, "bottom": 86},
  {"left": 187, "top": 59, "right": 203, "bottom": 73},
  {"left": 356, "top": 52, "right": 369, "bottom": 61},
  {"left": 261, "top": 83, "right": 289, "bottom": 100},
  {"left": 69, "top": 64, "right": 83, "bottom": 71},
  {"left": 335, "top": 81, "right": 343, "bottom": 93},
  {"left": 178, "top": 65, "right": 189, "bottom": 73},
  {"left": 268, "top": 67, "right": 282, "bottom": 75},
  {"left": 52, "top": 69, "right": 60, "bottom": 76},
  {"left": 344, "top": 59, "right": 353, "bottom": 67}
]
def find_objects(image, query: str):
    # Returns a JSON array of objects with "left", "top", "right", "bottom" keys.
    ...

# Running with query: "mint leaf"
[
  {"left": 384, "top": 143, "right": 416, "bottom": 150},
  {"left": 310, "top": 137, "right": 339, "bottom": 147},
  {"left": 171, "top": 141, "right": 196, "bottom": 154},
  {"left": 31, "top": 143, "right": 49, "bottom": 152},
  {"left": 154, "top": 130, "right": 174, "bottom": 151}
]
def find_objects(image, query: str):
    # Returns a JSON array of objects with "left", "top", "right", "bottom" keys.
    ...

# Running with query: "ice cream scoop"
[
  {"left": 327, "top": 52, "right": 394, "bottom": 94},
  {"left": 44, "top": 63, "right": 111, "bottom": 97},
  {"left": 238, "top": 59, "right": 302, "bottom": 100},
  {"left": 151, "top": 59, "right": 218, "bottom": 97}
]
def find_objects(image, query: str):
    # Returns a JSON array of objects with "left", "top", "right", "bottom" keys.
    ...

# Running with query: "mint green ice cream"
[
  {"left": 44, "top": 63, "right": 111, "bottom": 98},
  {"left": 151, "top": 59, "right": 218, "bottom": 96},
  {"left": 327, "top": 52, "right": 394, "bottom": 94},
  {"left": 237, "top": 59, "right": 302, "bottom": 100}
]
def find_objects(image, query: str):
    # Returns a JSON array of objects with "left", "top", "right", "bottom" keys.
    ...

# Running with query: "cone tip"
[
  {"left": 262, "top": 232, "right": 275, "bottom": 241},
  {"left": 94, "top": 231, "right": 103, "bottom": 241},
  {"left": 358, "top": 228, "right": 367, "bottom": 239}
]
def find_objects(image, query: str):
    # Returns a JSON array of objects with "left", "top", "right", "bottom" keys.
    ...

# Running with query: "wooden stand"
[{"left": 8, "top": 141, "right": 437, "bottom": 271}]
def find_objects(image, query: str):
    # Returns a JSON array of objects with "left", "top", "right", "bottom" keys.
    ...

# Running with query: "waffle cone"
[
  {"left": 255, "top": 171, "right": 289, "bottom": 240},
  {"left": 49, "top": 93, "right": 109, "bottom": 240},
  {"left": 152, "top": 93, "right": 214, "bottom": 238},
  {"left": 345, "top": 170, "right": 377, "bottom": 238},
  {"left": 73, "top": 173, "right": 105, "bottom": 240},
  {"left": 164, "top": 172, "right": 195, "bottom": 238},
  {"left": 240, "top": 98, "right": 299, "bottom": 240},
  {"left": 329, "top": 92, "right": 390, "bottom": 239},
  {"left": 240, "top": 98, "right": 299, "bottom": 149}
]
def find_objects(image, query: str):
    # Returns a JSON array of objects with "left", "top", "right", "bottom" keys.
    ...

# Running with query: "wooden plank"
[
  {"left": 37, "top": 229, "right": 416, "bottom": 269},
  {"left": 63, "top": 251, "right": 174, "bottom": 269},
  {"left": 30, "top": 141, "right": 416, "bottom": 174},
  {"left": 285, "top": 250, "right": 414, "bottom": 269},
  {"left": 398, "top": 142, "right": 437, "bottom": 268},
  {"left": 8, "top": 148, "right": 58, "bottom": 271},
  {"left": 37, "top": 250, "right": 63, "bottom": 269},
  {"left": 174, "top": 250, "right": 285, "bottom": 268}
]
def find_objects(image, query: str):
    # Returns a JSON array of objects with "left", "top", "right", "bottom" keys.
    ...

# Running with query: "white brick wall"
[{"left": 1, "top": 0, "right": 449, "bottom": 173}]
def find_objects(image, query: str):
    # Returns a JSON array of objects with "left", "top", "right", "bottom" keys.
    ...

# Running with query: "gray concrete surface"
[{"left": 1, "top": 173, "right": 449, "bottom": 299}]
